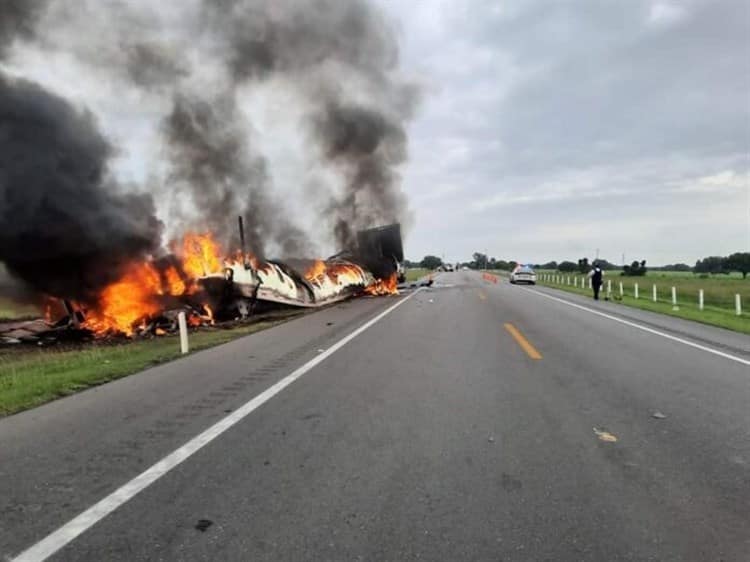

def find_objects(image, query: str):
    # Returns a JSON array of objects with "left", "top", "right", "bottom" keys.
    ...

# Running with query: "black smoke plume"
[
  {"left": 0, "top": 0, "right": 415, "bottom": 306},
  {"left": 311, "top": 99, "right": 410, "bottom": 249},
  {"left": 0, "top": 0, "right": 47, "bottom": 58},
  {"left": 0, "top": 74, "right": 162, "bottom": 300},
  {"left": 201, "top": 0, "right": 417, "bottom": 250},
  {"left": 162, "top": 91, "right": 311, "bottom": 258}
]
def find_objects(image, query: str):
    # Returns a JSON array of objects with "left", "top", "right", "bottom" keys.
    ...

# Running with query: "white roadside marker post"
[
  {"left": 634, "top": 283, "right": 639, "bottom": 299},
  {"left": 178, "top": 311, "right": 189, "bottom": 354},
  {"left": 653, "top": 284, "right": 657, "bottom": 302},
  {"left": 736, "top": 294, "right": 742, "bottom": 316},
  {"left": 574, "top": 277, "right": 578, "bottom": 288},
  {"left": 699, "top": 289, "right": 704, "bottom": 311},
  {"left": 619, "top": 282, "right": 624, "bottom": 298},
  {"left": 607, "top": 280, "right": 612, "bottom": 298},
  {"left": 672, "top": 286, "right": 678, "bottom": 310},
  {"left": 588, "top": 278, "right": 592, "bottom": 289}
]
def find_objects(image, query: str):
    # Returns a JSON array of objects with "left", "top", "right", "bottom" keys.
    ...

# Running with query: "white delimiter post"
[
  {"left": 574, "top": 277, "right": 578, "bottom": 288},
  {"left": 619, "top": 282, "right": 624, "bottom": 297},
  {"left": 634, "top": 283, "right": 639, "bottom": 299},
  {"left": 652, "top": 284, "right": 657, "bottom": 302},
  {"left": 588, "top": 278, "right": 592, "bottom": 289},
  {"left": 671, "top": 286, "right": 677, "bottom": 309},
  {"left": 699, "top": 289, "right": 704, "bottom": 310},
  {"left": 736, "top": 294, "right": 742, "bottom": 316},
  {"left": 607, "top": 280, "right": 612, "bottom": 296},
  {"left": 177, "top": 311, "right": 189, "bottom": 354}
]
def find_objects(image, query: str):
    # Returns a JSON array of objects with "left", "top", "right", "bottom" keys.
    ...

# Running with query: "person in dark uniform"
[{"left": 589, "top": 263, "right": 604, "bottom": 300}]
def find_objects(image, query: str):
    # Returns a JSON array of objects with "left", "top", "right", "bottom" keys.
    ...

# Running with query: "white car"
[{"left": 509, "top": 265, "right": 537, "bottom": 284}]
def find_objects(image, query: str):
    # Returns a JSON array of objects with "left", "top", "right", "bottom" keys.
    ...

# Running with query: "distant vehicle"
[
  {"left": 461, "top": 265, "right": 469, "bottom": 271},
  {"left": 510, "top": 264, "right": 537, "bottom": 284},
  {"left": 445, "top": 264, "right": 454, "bottom": 272}
]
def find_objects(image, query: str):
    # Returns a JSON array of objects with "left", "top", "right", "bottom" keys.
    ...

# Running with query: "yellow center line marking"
[
  {"left": 504, "top": 323, "right": 543, "bottom": 360},
  {"left": 478, "top": 290, "right": 487, "bottom": 300}
]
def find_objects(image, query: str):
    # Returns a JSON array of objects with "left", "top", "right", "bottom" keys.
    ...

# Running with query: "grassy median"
[{"left": 0, "top": 313, "right": 303, "bottom": 417}]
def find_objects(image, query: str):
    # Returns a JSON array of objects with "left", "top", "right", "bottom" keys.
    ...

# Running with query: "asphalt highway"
[{"left": 1, "top": 271, "right": 749, "bottom": 561}]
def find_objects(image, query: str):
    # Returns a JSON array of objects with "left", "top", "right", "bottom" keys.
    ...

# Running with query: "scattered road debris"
[
  {"left": 194, "top": 519, "right": 213, "bottom": 532},
  {"left": 593, "top": 427, "right": 618, "bottom": 442}
]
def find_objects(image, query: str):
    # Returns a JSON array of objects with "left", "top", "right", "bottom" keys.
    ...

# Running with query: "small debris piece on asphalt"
[
  {"left": 488, "top": 436, "right": 495, "bottom": 443},
  {"left": 195, "top": 519, "right": 213, "bottom": 532},
  {"left": 593, "top": 427, "right": 618, "bottom": 442},
  {"left": 652, "top": 411, "right": 667, "bottom": 419}
]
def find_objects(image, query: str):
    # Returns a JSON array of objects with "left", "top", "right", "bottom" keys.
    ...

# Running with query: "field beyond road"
[{"left": 536, "top": 270, "right": 749, "bottom": 334}]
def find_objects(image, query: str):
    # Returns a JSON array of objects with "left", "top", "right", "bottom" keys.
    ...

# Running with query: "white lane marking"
[
  {"left": 12, "top": 290, "right": 421, "bottom": 562},
  {"left": 523, "top": 288, "right": 750, "bottom": 367}
]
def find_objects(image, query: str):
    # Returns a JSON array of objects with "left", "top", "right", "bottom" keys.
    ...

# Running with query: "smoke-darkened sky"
[{"left": 3, "top": 0, "right": 748, "bottom": 268}]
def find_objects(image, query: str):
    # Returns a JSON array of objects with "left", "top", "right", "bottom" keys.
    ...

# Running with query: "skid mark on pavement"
[{"left": 504, "top": 323, "right": 543, "bottom": 360}]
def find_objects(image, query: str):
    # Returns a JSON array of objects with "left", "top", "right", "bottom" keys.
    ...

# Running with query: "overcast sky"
[
  {"left": 378, "top": 0, "right": 749, "bottom": 265},
  {"left": 8, "top": 0, "right": 749, "bottom": 266}
]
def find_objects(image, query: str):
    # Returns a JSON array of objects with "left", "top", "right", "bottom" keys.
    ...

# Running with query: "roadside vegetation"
[
  {"left": 536, "top": 270, "right": 749, "bottom": 335},
  {"left": 405, "top": 268, "right": 431, "bottom": 282},
  {"left": 0, "top": 313, "right": 303, "bottom": 417}
]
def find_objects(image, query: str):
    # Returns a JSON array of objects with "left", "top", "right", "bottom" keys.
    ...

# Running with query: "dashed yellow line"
[{"left": 504, "top": 323, "right": 543, "bottom": 360}]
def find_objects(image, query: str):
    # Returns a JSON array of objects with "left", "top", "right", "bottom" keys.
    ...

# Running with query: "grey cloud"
[{"left": 379, "top": 0, "right": 748, "bottom": 263}]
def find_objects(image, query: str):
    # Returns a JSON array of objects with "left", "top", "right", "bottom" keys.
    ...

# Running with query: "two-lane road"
[{"left": 2, "top": 271, "right": 749, "bottom": 561}]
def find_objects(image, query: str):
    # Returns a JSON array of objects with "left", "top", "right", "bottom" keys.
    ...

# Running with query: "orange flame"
[
  {"left": 164, "top": 266, "right": 187, "bottom": 296},
  {"left": 365, "top": 273, "right": 399, "bottom": 296},
  {"left": 304, "top": 260, "right": 327, "bottom": 281},
  {"left": 181, "top": 233, "right": 223, "bottom": 279},
  {"left": 82, "top": 262, "right": 163, "bottom": 336},
  {"left": 78, "top": 229, "right": 398, "bottom": 337}
]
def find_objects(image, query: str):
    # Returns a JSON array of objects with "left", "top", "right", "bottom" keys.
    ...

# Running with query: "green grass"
[
  {"left": 0, "top": 314, "right": 302, "bottom": 417},
  {"left": 536, "top": 272, "right": 749, "bottom": 334},
  {"left": 405, "top": 268, "right": 431, "bottom": 282}
]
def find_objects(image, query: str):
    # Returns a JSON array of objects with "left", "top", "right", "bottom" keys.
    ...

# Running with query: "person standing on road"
[{"left": 588, "top": 263, "right": 604, "bottom": 300}]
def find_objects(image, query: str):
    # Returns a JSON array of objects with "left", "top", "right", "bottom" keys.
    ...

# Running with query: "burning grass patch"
[{"left": 0, "top": 312, "right": 303, "bottom": 417}]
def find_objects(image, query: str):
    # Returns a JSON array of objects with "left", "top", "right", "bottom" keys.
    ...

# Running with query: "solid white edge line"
[
  {"left": 12, "top": 289, "right": 422, "bottom": 562},
  {"left": 523, "top": 287, "right": 750, "bottom": 367}
]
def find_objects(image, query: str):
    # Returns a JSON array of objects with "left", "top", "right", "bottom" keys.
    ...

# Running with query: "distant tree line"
[
  {"left": 694, "top": 253, "right": 750, "bottom": 278},
  {"left": 406, "top": 252, "right": 750, "bottom": 278}
]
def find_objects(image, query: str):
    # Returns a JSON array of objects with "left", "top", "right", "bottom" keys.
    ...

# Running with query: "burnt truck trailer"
[
  {"left": 355, "top": 223, "right": 405, "bottom": 283},
  {"left": 198, "top": 222, "right": 406, "bottom": 316}
]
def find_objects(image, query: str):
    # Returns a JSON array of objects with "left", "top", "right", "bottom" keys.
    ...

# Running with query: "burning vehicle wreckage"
[{"left": 0, "top": 222, "right": 432, "bottom": 346}]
